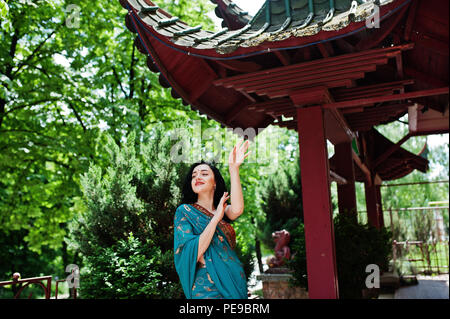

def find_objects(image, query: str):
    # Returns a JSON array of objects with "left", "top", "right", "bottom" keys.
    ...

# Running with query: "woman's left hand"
[{"left": 228, "top": 139, "right": 251, "bottom": 170}]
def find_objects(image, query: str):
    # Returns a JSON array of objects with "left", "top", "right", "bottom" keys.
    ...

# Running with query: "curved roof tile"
[
  {"left": 122, "top": 0, "right": 405, "bottom": 56},
  {"left": 210, "top": 0, "right": 252, "bottom": 30}
]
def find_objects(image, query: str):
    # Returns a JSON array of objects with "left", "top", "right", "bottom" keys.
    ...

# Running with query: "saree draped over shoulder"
[{"left": 173, "top": 204, "right": 248, "bottom": 299}]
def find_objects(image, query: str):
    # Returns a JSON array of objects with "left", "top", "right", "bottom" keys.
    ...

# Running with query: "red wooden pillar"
[
  {"left": 335, "top": 142, "right": 357, "bottom": 217},
  {"left": 297, "top": 106, "right": 339, "bottom": 299},
  {"left": 364, "top": 182, "right": 382, "bottom": 229},
  {"left": 376, "top": 185, "right": 385, "bottom": 228}
]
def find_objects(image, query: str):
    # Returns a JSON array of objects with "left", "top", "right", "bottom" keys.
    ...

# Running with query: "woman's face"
[{"left": 191, "top": 164, "right": 216, "bottom": 195}]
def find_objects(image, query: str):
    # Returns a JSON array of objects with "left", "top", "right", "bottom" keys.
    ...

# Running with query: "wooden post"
[
  {"left": 376, "top": 185, "right": 385, "bottom": 228},
  {"left": 364, "top": 182, "right": 381, "bottom": 229},
  {"left": 297, "top": 106, "right": 339, "bottom": 299},
  {"left": 335, "top": 142, "right": 358, "bottom": 217}
]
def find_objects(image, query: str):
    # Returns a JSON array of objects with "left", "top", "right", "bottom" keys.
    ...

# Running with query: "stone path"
[{"left": 394, "top": 275, "right": 449, "bottom": 299}]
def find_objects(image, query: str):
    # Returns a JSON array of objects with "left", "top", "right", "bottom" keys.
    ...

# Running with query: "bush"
[
  {"left": 69, "top": 127, "right": 187, "bottom": 298},
  {"left": 234, "top": 242, "right": 255, "bottom": 282},
  {"left": 288, "top": 213, "right": 392, "bottom": 299},
  {"left": 287, "top": 223, "right": 308, "bottom": 289},
  {"left": 259, "top": 161, "right": 303, "bottom": 249},
  {"left": 334, "top": 213, "right": 392, "bottom": 299},
  {"left": 80, "top": 233, "right": 181, "bottom": 299}
]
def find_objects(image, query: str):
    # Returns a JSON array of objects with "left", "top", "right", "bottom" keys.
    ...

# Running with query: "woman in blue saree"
[{"left": 174, "top": 139, "right": 251, "bottom": 299}]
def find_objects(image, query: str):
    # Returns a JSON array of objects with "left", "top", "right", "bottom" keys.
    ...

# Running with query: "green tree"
[
  {"left": 259, "top": 159, "right": 303, "bottom": 249},
  {"left": 0, "top": 0, "right": 8, "bottom": 20},
  {"left": 70, "top": 127, "right": 190, "bottom": 298},
  {"left": 0, "top": 0, "right": 216, "bottom": 277}
]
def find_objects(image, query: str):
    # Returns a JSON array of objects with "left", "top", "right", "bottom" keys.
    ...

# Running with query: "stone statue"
[{"left": 267, "top": 230, "right": 291, "bottom": 268}]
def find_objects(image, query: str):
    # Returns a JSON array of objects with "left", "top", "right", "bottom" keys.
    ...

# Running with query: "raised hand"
[
  {"left": 228, "top": 139, "right": 251, "bottom": 170},
  {"left": 213, "top": 192, "right": 229, "bottom": 222}
]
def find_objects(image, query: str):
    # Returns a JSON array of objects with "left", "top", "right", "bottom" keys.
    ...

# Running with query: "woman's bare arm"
[
  {"left": 197, "top": 216, "right": 220, "bottom": 262},
  {"left": 226, "top": 139, "right": 250, "bottom": 221},
  {"left": 226, "top": 167, "right": 244, "bottom": 221},
  {"left": 197, "top": 192, "right": 229, "bottom": 262}
]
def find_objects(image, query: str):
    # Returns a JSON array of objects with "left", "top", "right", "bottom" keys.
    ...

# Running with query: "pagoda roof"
[
  {"left": 119, "top": 0, "right": 447, "bottom": 183},
  {"left": 120, "top": 0, "right": 448, "bottom": 145},
  {"left": 211, "top": 0, "right": 252, "bottom": 30},
  {"left": 329, "top": 128, "right": 429, "bottom": 182},
  {"left": 121, "top": 0, "right": 406, "bottom": 57}
]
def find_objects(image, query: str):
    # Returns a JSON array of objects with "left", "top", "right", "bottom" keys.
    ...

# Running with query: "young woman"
[{"left": 173, "top": 139, "right": 250, "bottom": 299}]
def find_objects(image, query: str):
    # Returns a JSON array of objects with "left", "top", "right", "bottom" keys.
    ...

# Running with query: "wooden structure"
[{"left": 119, "top": 0, "right": 449, "bottom": 298}]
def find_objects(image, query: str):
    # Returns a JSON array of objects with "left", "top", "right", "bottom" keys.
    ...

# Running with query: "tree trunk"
[{"left": 255, "top": 238, "right": 264, "bottom": 273}]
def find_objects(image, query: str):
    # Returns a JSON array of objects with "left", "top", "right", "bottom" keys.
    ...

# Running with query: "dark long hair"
[{"left": 181, "top": 160, "right": 227, "bottom": 209}]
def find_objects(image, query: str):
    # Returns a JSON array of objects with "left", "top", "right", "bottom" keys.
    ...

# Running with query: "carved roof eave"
[{"left": 121, "top": 0, "right": 409, "bottom": 58}]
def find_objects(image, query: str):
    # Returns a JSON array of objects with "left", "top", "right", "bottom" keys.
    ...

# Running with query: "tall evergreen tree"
[
  {"left": 259, "top": 159, "right": 303, "bottom": 249},
  {"left": 70, "top": 126, "right": 189, "bottom": 298}
]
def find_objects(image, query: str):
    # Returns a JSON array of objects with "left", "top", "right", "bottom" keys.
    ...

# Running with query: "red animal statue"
[{"left": 267, "top": 230, "right": 291, "bottom": 268}]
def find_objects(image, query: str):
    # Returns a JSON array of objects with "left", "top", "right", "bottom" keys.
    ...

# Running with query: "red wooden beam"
[
  {"left": 336, "top": 89, "right": 400, "bottom": 101},
  {"left": 283, "top": 111, "right": 298, "bottom": 118},
  {"left": 274, "top": 50, "right": 291, "bottom": 66},
  {"left": 225, "top": 99, "right": 251, "bottom": 124},
  {"left": 297, "top": 106, "right": 339, "bottom": 299},
  {"left": 219, "top": 53, "right": 393, "bottom": 89},
  {"left": 353, "top": 150, "right": 372, "bottom": 185},
  {"left": 317, "top": 43, "right": 331, "bottom": 58},
  {"left": 365, "top": 182, "right": 382, "bottom": 229},
  {"left": 213, "top": 44, "right": 414, "bottom": 88},
  {"left": 265, "top": 103, "right": 297, "bottom": 113},
  {"left": 335, "top": 37, "right": 356, "bottom": 53},
  {"left": 341, "top": 107, "right": 364, "bottom": 114},
  {"left": 190, "top": 78, "right": 213, "bottom": 102},
  {"left": 335, "top": 142, "right": 358, "bottom": 217},
  {"left": 324, "top": 108, "right": 355, "bottom": 145},
  {"left": 376, "top": 185, "right": 385, "bottom": 228},
  {"left": 259, "top": 71, "right": 371, "bottom": 95},
  {"left": 373, "top": 133, "right": 412, "bottom": 168},
  {"left": 395, "top": 52, "right": 404, "bottom": 80},
  {"left": 323, "top": 87, "right": 449, "bottom": 109},
  {"left": 247, "top": 98, "right": 292, "bottom": 111},
  {"left": 261, "top": 73, "right": 368, "bottom": 98},
  {"left": 240, "top": 59, "right": 388, "bottom": 93},
  {"left": 346, "top": 104, "right": 412, "bottom": 121},
  {"left": 404, "top": 0, "right": 419, "bottom": 41},
  {"left": 348, "top": 113, "right": 409, "bottom": 127},
  {"left": 347, "top": 112, "right": 408, "bottom": 125},
  {"left": 289, "top": 86, "right": 332, "bottom": 107},
  {"left": 270, "top": 107, "right": 297, "bottom": 117},
  {"left": 267, "top": 80, "right": 354, "bottom": 99},
  {"left": 275, "top": 120, "right": 297, "bottom": 129},
  {"left": 348, "top": 118, "right": 404, "bottom": 129},
  {"left": 335, "top": 87, "right": 400, "bottom": 98},
  {"left": 404, "top": 67, "right": 448, "bottom": 88},
  {"left": 413, "top": 33, "right": 449, "bottom": 56},
  {"left": 215, "top": 59, "right": 263, "bottom": 73},
  {"left": 355, "top": 2, "right": 410, "bottom": 50},
  {"left": 332, "top": 79, "right": 415, "bottom": 95},
  {"left": 334, "top": 82, "right": 415, "bottom": 100}
]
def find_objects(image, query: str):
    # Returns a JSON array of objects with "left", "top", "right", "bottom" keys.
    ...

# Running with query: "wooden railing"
[{"left": 0, "top": 273, "right": 77, "bottom": 299}]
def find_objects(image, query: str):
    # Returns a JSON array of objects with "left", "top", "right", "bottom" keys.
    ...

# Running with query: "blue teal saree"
[{"left": 174, "top": 203, "right": 248, "bottom": 299}]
